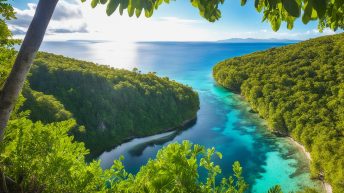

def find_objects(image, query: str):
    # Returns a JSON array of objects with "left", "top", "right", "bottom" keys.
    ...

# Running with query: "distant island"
[{"left": 217, "top": 38, "right": 300, "bottom": 43}]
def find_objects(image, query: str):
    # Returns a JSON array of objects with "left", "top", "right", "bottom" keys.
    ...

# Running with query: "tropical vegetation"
[
  {"left": 0, "top": 0, "right": 19, "bottom": 48},
  {"left": 0, "top": 1, "right": 342, "bottom": 192},
  {"left": 1, "top": 0, "right": 343, "bottom": 136},
  {"left": 213, "top": 33, "right": 344, "bottom": 193},
  {"left": 1, "top": 114, "right": 248, "bottom": 192},
  {"left": 23, "top": 52, "right": 199, "bottom": 157},
  {"left": 0, "top": 47, "right": 233, "bottom": 193}
]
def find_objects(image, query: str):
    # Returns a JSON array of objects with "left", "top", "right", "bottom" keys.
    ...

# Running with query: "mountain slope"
[
  {"left": 213, "top": 33, "right": 344, "bottom": 193},
  {"left": 20, "top": 52, "right": 199, "bottom": 157}
]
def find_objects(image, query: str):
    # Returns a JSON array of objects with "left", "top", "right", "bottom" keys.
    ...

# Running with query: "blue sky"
[{"left": 8, "top": 0, "right": 339, "bottom": 41}]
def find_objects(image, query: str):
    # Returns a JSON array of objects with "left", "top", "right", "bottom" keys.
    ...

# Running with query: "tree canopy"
[
  {"left": 213, "top": 33, "right": 344, "bottom": 193},
  {"left": 0, "top": 0, "right": 19, "bottom": 47},
  {"left": 83, "top": 0, "right": 343, "bottom": 31},
  {"left": 21, "top": 52, "right": 200, "bottom": 157}
]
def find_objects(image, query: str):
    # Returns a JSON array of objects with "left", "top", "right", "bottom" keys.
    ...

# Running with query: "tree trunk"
[{"left": 0, "top": 0, "right": 59, "bottom": 141}]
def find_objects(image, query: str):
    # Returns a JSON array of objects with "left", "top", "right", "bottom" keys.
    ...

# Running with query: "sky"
[{"left": 7, "top": 0, "right": 340, "bottom": 41}]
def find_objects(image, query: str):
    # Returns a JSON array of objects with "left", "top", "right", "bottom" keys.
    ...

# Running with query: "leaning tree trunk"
[{"left": 0, "top": 0, "right": 59, "bottom": 141}]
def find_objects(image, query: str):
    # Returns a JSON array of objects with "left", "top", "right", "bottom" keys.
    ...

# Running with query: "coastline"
[
  {"left": 287, "top": 137, "right": 332, "bottom": 193},
  {"left": 229, "top": 90, "right": 333, "bottom": 193}
]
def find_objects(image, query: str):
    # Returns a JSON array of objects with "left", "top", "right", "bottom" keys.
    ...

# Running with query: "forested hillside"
[
  {"left": 0, "top": 47, "right": 254, "bottom": 193},
  {"left": 17, "top": 52, "right": 199, "bottom": 157},
  {"left": 213, "top": 33, "right": 344, "bottom": 192}
]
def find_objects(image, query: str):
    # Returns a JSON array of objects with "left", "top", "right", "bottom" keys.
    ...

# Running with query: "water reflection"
[
  {"left": 128, "top": 131, "right": 178, "bottom": 157},
  {"left": 40, "top": 41, "right": 139, "bottom": 69},
  {"left": 99, "top": 118, "right": 197, "bottom": 168},
  {"left": 99, "top": 131, "right": 175, "bottom": 169}
]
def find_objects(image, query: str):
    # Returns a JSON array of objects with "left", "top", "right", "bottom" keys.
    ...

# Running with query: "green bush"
[{"left": 1, "top": 116, "right": 248, "bottom": 193}]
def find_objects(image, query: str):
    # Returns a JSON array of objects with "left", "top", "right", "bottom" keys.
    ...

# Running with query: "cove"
[{"left": 39, "top": 41, "right": 324, "bottom": 193}]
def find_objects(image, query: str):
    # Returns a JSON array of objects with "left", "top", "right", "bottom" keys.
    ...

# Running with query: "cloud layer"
[{"left": 9, "top": 0, "right": 89, "bottom": 36}]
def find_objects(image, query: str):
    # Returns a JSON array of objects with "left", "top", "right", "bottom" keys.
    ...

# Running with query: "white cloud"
[
  {"left": 52, "top": 1, "right": 83, "bottom": 21},
  {"left": 9, "top": 0, "right": 89, "bottom": 36},
  {"left": 9, "top": 3, "right": 35, "bottom": 33},
  {"left": 322, "top": 28, "right": 336, "bottom": 35}
]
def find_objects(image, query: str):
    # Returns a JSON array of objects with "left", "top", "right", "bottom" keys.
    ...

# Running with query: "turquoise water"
[{"left": 40, "top": 41, "right": 323, "bottom": 193}]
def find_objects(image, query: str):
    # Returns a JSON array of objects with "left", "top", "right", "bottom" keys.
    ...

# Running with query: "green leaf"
[
  {"left": 91, "top": 0, "right": 99, "bottom": 8},
  {"left": 271, "top": 17, "right": 281, "bottom": 31},
  {"left": 268, "top": 0, "right": 278, "bottom": 8},
  {"left": 312, "top": 0, "right": 327, "bottom": 18},
  {"left": 255, "top": 0, "right": 263, "bottom": 12},
  {"left": 302, "top": 2, "right": 312, "bottom": 24},
  {"left": 216, "top": 152, "right": 223, "bottom": 159},
  {"left": 128, "top": 5, "right": 135, "bottom": 17},
  {"left": 287, "top": 20, "right": 293, "bottom": 29},
  {"left": 144, "top": 9, "right": 153, "bottom": 18},
  {"left": 311, "top": 7, "right": 318, "bottom": 19},
  {"left": 241, "top": 0, "right": 247, "bottom": 6},
  {"left": 135, "top": 8, "right": 143, "bottom": 17},
  {"left": 106, "top": 0, "right": 120, "bottom": 16},
  {"left": 281, "top": 0, "right": 300, "bottom": 17}
]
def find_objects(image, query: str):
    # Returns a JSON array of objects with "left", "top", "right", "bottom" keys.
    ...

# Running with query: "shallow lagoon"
[{"left": 40, "top": 41, "right": 324, "bottom": 192}]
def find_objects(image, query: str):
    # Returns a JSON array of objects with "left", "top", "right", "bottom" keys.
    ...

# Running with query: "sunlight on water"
[
  {"left": 39, "top": 41, "right": 324, "bottom": 193},
  {"left": 87, "top": 41, "right": 139, "bottom": 69},
  {"left": 38, "top": 41, "right": 139, "bottom": 70}
]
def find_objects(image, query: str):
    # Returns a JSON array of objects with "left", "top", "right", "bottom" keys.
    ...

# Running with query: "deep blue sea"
[{"left": 39, "top": 41, "right": 324, "bottom": 193}]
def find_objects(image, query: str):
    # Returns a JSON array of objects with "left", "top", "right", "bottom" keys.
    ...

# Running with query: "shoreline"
[
  {"left": 230, "top": 90, "right": 333, "bottom": 193},
  {"left": 91, "top": 116, "right": 198, "bottom": 159},
  {"left": 287, "top": 137, "right": 332, "bottom": 193},
  {"left": 121, "top": 116, "right": 197, "bottom": 144}
]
